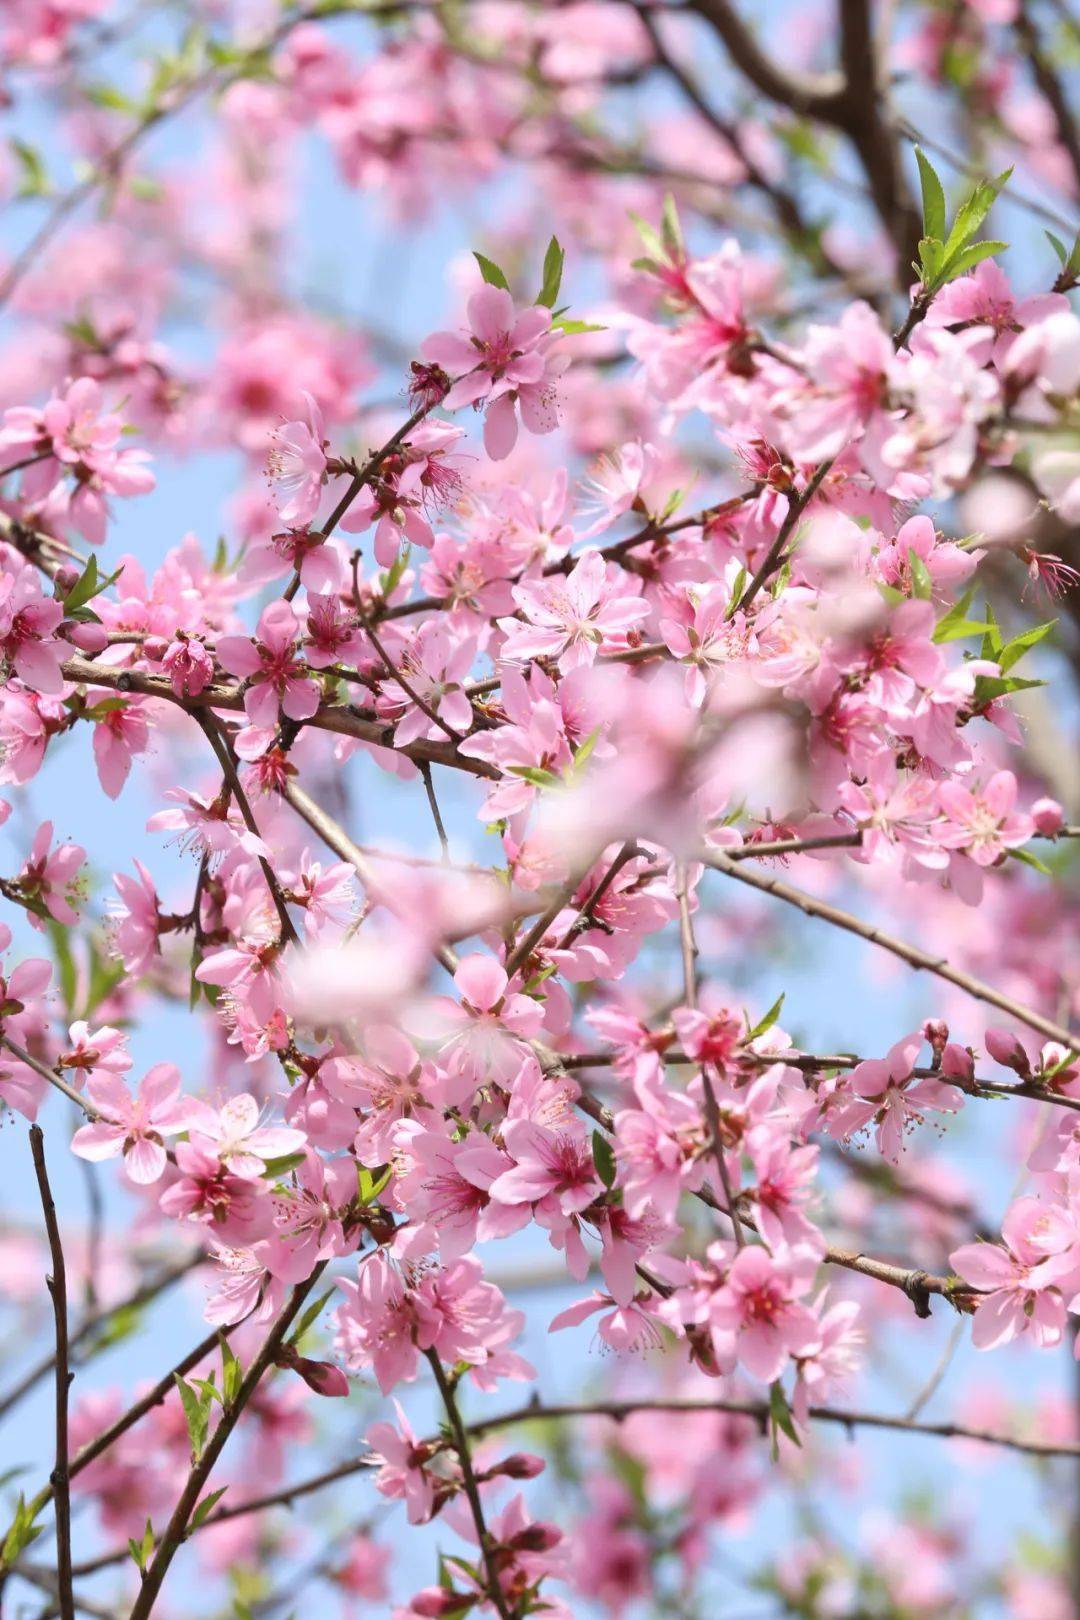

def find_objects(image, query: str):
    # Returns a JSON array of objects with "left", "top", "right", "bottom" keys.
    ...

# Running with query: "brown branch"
[
  {"left": 685, "top": 0, "right": 844, "bottom": 114},
  {"left": 425, "top": 1350, "right": 514, "bottom": 1620},
  {"left": 59, "top": 658, "right": 500, "bottom": 782},
  {"left": 281, "top": 777, "right": 459, "bottom": 975},
  {"left": 193, "top": 712, "right": 300, "bottom": 946},
  {"left": 29, "top": 1127, "right": 74, "bottom": 1620},
  {"left": 702, "top": 848, "right": 1078, "bottom": 1048},
  {"left": 0, "top": 1255, "right": 199, "bottom": 1423},
  {"left": 0, "top": 1036, "right": 96, "bottom": 1119},
  {"left": 126, "top": 1270, "right": 325, "bottom": 1620}
]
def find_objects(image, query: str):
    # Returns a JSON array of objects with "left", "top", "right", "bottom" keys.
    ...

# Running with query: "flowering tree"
[{"left": 1, "top": 1, "right": 1079, "bottom": 1617}]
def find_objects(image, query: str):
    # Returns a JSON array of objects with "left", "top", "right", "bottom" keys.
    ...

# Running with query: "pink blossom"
[
  {"left": 266, "top": 391, "right": 327, "bottom": 525},
  {"left": 18, "top": 820, "right": 85, "bottom": 926},
  {"left": 937, "top": 770, "right": 1035, "bottom": 865},
  {"left": 0, "top": 570, "right": 66, "bottom": 694},
  {"left": 365, "top": 1402, "right": 438, "bottom": 1524},
  {"left": 216, "top": 600, "right": 321, "bottom": 738},
  {"left": 952, "top": 1198, "right": 1074, "bottom": 1349},
  {"left": 845, "top": 1032, "right": 963, "bottom": 1161},
  {"left": 186, "top": 1093, "right": 306, "bottom": 1179},
  {"left": 499, "top": 549, "right": 649, "bottom": 671},
  {"left": 71, "top": 1064, "right": 191, "bottom": 1185},
  {"left": 422, "top": 285, "right": 560, "bottom": 459}
]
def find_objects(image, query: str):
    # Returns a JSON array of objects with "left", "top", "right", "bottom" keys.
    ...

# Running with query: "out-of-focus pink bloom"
[{"left": 266, "top": 391, "right": 327, "bottom": 525}]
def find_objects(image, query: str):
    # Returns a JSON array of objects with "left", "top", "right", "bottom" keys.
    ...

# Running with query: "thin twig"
[
  {"left": 28, "top": 1127, "right": 74, "bottom": 1620},
  {"left": 702, "top": 848, "right": 1078, "bottom": 1048},
  {"left": 425, "top": 1350, "right": 514, "bottom": 1620}
]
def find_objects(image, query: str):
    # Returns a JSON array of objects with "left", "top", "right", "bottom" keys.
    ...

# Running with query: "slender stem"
[
  {"left": 29, "top": 1126, "right": 74, "bottom": 1620},
  {"left": 419, "top": 763, "right": 451, "bottom": 861},
  {"left": 676, "top": 863, "right": 743, "bottom": 1246},
  {"left": 424, "top": 1350, "right": 514, "bottom": 1620},
  {"left": 553, "top": 840, "right": 641, "bottom": 954},
  {"left": 0, "top": 1255, "right": 198, "bottom": 1424},
  {"left": 703, "top": 848, "right": 1079, "bottom": 1048},
  {"left": 0, "top": 1037, "right": 96, "bottom": 1119},
  {"left": 127, "top": 1270, "right": 325, "bottom": 1620},
  {"left": 193, "top": 713, "right": 300, "bottom": 946}
]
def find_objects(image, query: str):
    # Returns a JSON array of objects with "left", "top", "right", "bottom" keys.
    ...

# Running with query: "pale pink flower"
[
  {"left": 936, "top": 770, "right": 1035, "bottom": 865},
  {"left": 18, "top": 820, "right": 85, "bottom": 927},
  {"left": 709, "top": 1246, "right": 820, "bottom": 1383},
  {"left": 365, "top": 1401, "right": 438, "bottom": 1524},
  {"left": 499, "top": 549, "right": 649, "bottom": 671},
  {"left": 0, "top": 570, "right": 66, "bottom": 696},
  {"left": 186, "top": 1093, "right": 306, "bottom": 1179},
  {"left": 421, "top": 285, "right": 559, "bottom": 459},
  {"left": 216, "top": 600, "right": 321, "bottom": 738},
  {"left": 266, "top": 391, "right": 327, "bottom": 525},
  {"left": 845, "top": 1032, "right": 963, "bottom": 1161},
  {"left": 109, "top": 860, "right": 160, "bottom": 975},
  {"left": 71, "top": 1064, "right": 191, "bottom": 1185},
  {"left": 952, "top": 1198, "right": 1074, "bottom": 1349}
]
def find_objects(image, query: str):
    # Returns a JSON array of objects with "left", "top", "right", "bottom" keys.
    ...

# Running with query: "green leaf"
[
  {"left": 287, "top": 1287, "right": 337, "bottom": 1349},
  {"left": 9, "top": 138, "right": 50, "bottom": 198},
  {"left": 747, "top": 993, "right": 785, "bottom": 1041},
  {"left": 1046, "top": 229, "right": 1069, "bottom": 266},
  {"left": 768, "top": 1382, "right": 801, "bottom": 1460},
  {"left": 128, "top": 1518, "right": 155, "bottom": 1573},
  {"left": 972, "top": 673, "right": 1046, "bottom": 706},
  {"left": 941, "top": 240, "right": 1009, "bottom": 283},
  {"left": 914, "top": 148, "right": 946, "bottom": 242},
  {"left": 507, "top": 765, "right": 561, "bottom": 788},
  {"left": 190, "top": 1488, "right": 227, "bottom": 1529},
  {"left": 219, "top": 1337, "right": 242, "bottom": 1405},
  {"left": 628, "top": 211, "right": 665, "bottom": 262},
  {"left": 260, "top": 1150, "right": 306, "bottom": 1179},
  {"left": 537, "top": 236, "right": 564, "bottom": 309},
  {"left": 592, "top": 1130, "right": 617, "bottom": 1190},
  {"left": 357, "top": 1164, "right": 392, "bottom": 1206},
  {"left": 997, "top": 618, "right": 1056, "bottom": 672},
  {"left": 660, "top": 192, "right": 684, "bottom": 258},
  {"left": 979, "top": 600, "right": 1003, "bottom": 660},
  {"left": 944, "top": 167, "right": 1011, "bottom": 260},
  {"left": 174, "top": 1373, "right": 210, "bottom": 1462},
  {"left": 1008, "top": 846, "right": 1052, "bottom": 877},
  {"left": 1, "top": 1494, "right": 44, "bottom": 1563},
  {"left": 62, "top": 555, "right": 121, "bottom": 617},
  {"left": 473, "top": 252, "right": 510, "bottom": 291},
  {"left": 550, "top": 316, "right": 605, "bottom": 335},
  {"left": 908, "top": 547, "right": 933, "bottom": 601}
]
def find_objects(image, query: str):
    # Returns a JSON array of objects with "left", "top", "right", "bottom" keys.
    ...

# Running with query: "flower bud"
[
  {"left": 941, "top": 1043, "right": 974, "bottom": 1083},
  {"left": 921, "top": 1019, "right": 949, "bottom": 1064},
  {"left": 1031, "top": 797, "right": 1065, "bottom": 836},
  {"left": 53, "top": 563, "right": 81, "bottom": 596},
  {"left": 984, "top": 1027, "right": 1031, "bottom": 1078},
  {"left": 491, "top": 1452, "right": 545, "bottom": 1480},
  {"left": 63, "top": 620, "right": 108, "bottom": 654},
  {"left": 410, "top": 1587, "right": 472, "bottom": 1617}
]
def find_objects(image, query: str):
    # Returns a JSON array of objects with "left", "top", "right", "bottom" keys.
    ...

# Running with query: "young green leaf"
[
  {"left": 537, "top": 236, "right": 565, "bottom": 308},
  {"left": 473, "top": 252, "right": 510, "bottom": 291},
  {"left": 592, "top": 1130, "right": 617, "bottom": 1190},
  {"left": 914, "top": 148, "right": 946, "bottom": 243}
]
